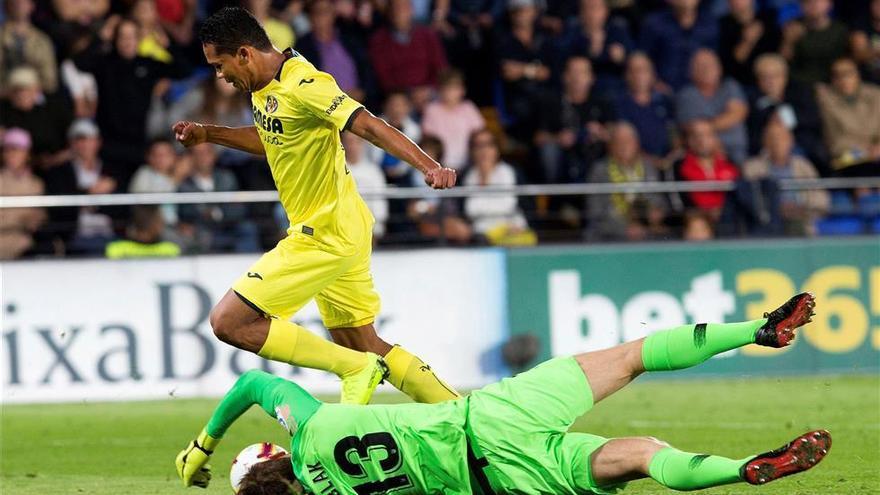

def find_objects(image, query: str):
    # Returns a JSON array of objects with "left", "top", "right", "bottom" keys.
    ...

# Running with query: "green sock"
[
  {"left": 649, "top": 447, "right": 747, "bottom": 491},
  {"left": 641, "top": 320, "right": 766, "bottom": 371}
]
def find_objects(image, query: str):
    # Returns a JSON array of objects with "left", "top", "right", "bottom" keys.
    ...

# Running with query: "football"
[{"left": 230, "top": 442, "right": 289, "bottom": 493}]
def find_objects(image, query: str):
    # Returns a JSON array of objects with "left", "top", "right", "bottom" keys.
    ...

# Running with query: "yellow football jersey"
[{"left": 250, "top": 48, "right": 373, "bottom": 255}]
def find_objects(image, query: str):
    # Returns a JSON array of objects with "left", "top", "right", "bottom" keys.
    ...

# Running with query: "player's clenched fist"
[
  {"left": 424, "top": 167, "right": 457, "bottom": 190},
  {"left": 172, "top": 121, "right": 207, "bottom": 147},
  {"left": 175, "top": 429, "right": 220, "bottom": 488}
]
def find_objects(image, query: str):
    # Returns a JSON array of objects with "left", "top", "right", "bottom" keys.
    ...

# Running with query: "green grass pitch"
[{"left": 2, "top": 375, "right": 878, "bottom": 494}]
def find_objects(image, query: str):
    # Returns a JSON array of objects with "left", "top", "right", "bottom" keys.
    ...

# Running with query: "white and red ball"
[{"left": 230, "top": 442, "right": 288, "bottom": 493}]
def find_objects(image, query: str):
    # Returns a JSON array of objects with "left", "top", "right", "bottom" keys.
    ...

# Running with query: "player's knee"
[
  {"left": 209, "top": 305, "right": 240, "bottom": 345},
  {"left": 637, "top": 437, "right": 670, "bottom": 461}
]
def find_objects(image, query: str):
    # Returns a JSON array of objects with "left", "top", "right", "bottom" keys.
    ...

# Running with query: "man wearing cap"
[
  {"left": 41, "top": 119, "right": 117, "bottom": 253},
  {"left": 0, "top": 127, "right": 46, "bottom": 259},
  {"left": 0, "top": 65, "right": 72, "bottom": 168}
]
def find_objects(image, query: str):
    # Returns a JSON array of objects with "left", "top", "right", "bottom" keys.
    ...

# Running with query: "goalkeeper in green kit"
[{"left": 176, "top": 293, "right": 832, "bottom": 494}]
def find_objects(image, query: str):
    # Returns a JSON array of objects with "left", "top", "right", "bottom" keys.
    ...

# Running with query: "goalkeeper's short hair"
[{"left": 237, "top": 455, "right": 302, "bottom": 495}]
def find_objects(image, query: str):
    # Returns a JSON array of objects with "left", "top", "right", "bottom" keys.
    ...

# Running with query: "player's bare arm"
[
  {"left": 348, "top": 109, "right": 457, "bottom": 189},
  {"left": 172, "top": 121, "right": 265, "bottom": 156}
]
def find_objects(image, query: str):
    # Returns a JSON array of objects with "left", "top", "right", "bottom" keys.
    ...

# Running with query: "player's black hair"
[
  {"left": 199, "top": 7, "right": 273, "bottom": 55},
  {"left": 238, "top": 456, "right": 302, "bottom": 495}
]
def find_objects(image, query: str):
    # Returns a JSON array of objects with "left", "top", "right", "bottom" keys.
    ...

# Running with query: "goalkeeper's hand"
[{"left": 175, "top": 429, "right": 220, "bottom": 488}]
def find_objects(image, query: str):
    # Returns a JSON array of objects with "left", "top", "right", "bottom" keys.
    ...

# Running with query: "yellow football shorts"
[{"left": 231, "top": 233, "right": 380, "bottom": 329}]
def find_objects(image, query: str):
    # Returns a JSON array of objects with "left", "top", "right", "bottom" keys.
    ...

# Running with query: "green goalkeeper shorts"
[{"left": 466, "top": 357, "right": 627, "bottom": 495}]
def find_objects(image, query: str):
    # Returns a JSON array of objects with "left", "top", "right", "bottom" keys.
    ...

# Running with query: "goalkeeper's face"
[
  {"left": 203, "top": 43, "right": 255, "bottom": 93},
  {"left": 238, "top": 455, "right": 304, "bottom": 495}
]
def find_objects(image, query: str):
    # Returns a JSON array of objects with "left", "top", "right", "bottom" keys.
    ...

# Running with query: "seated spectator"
[
  {"left": 247, "top": 0, "right": 295, "bottom": 50},
  {"left": 816, "top": 57, "right": 880, "bottom": 176},
  {"left": 588, "top": 122, "right": 667, "bottom": 242},
  {"left": 177, "top": 143, "right": 258, "bottom": 253},
  {"left": 676, "top": 49, "right": 749, "bottom": 164},
  {"left": 781, "top": 0, "right": 851, "bottom": 84},
  {"left": 421, "top": 69, "right": 485, "bottom": 171},
  {"left": 294, "top": 0, "right": 373, "bottom": 105},
  {"left": 342, "top": 132, "right": 388, "bottom": 241},
  {"left": 105, "top": 205, "right": 181, "bottom": 259},
  {"left": 129, "top": 138, "right": 178, "bottom": 195},
  {"left": 432, "top": 0, "right": 499, "bottom": 106},
  {"left": 683, "top": 208, "right": 715, "bottom": 240},
  {"left": 0, "top": 0, "right": 58, "bottom": 94},
  {"left": 130, "top": 137, "right": 181, "bottom": 225},
  {"left": 59, "top": 25, "right": 98, "bottom": 119},
  {"left": 638, "top": 0, "right": 719, "bottom": 90},
  {"left": 74, "top": 16, "right": 189, "bottom": 189},
  {"left": 615, "top": 52, "right": 675, "bottom": 165},
  {"left": 563, "top": 0, "right": 634, "bottom": 92},
  {"left": 851, "top": 0, "right": 880, "bottom": 84},
  {"left": 369, "top": 0, "right": 447, "bottom": 110},
  {"left": 131, "top": 0, "right": 172, "bottom": 63},
  {"left": 41, "top": 119, "right": 117, "bottom": 255},
  {"left": 535, "top": 56, "right": 615, "bottom": 184},
  {"left": 749, "top": 53, "right": 828, "bottom": 174},
  {"left": 0, "top": 128, "right": 45, "bottom": 259},
  {"left": 718, "top": 0, "right": 782, "bottom": 85},
  {"left": 366, "top": 91, "right": 422, "bottom": 186},
  {"left": 677, "top": 119, "right": 740, "bottom": 220},
  {"left": 463, "top": 129, "right": 536, "bottom": 246},
  {"left": 496, "top": 0, "right": 555, "bottom": 141},
  {"left": 742, "top": 121, "right": 829, "bottom": 235},
  {"left": 0, "top": 66, "right": 72, "bottom": 169}
]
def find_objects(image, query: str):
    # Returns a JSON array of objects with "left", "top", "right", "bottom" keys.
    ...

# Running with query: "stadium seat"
[{"left": 815, "top": 215, "right": 865, "bottom": 236}]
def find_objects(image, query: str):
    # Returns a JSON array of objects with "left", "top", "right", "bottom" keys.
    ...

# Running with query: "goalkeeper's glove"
[{"left": 175, "top": 429, "right": 220, "bottom": 488}]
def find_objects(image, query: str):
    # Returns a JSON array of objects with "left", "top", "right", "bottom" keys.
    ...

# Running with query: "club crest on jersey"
[
  {"left": 265, "top": 95, "right": 279, "bottom": 114},
  {"left": 275, "top": 405, "right": 297, "bottom": 435}
]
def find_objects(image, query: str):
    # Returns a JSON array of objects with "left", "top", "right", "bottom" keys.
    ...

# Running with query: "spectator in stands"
[
  {"left": 682, "top": 208, "right": 715, "bottom": 240},
  {"left": 718, "top": 0, "right": 782, "bottom": 85},
  {"left": 851, "top": 0, "right": 880, "bottom": 84},
  {"left": 815, "top": 57, "right": 880, "bottom": 176},
  {"left": 367, "top": 91, "right": 422, "bottom": 186},
  {"left": 464, "top": 129, "right": 536, "bottom": 245},
  {"left": 781, "top": 0, "right": 851, "bottom": 84},
  {"left": 563, "top": 0, "right": 634, "bottom": 92},
  {"left": 615, "top": 52, "right": 676, "bottom": 166},
  {"left": 638, "top": 0, "right": 719, "bottom": 90},
  {"left": 247, "top": 0, "right": 295, "bottom": 50},
  {"left": 294, "top": 0, "right": 373, "bottom": 104},
  {"left": 154, "top": 0, "right": 196, "bottom": 49},
  {"left": 748, "top": 53, "right": 828, "bottom": 174},
  {"left": 58, "top": 25, "right": 98, "bottom": 119},
  {"left": 588, "top": 122, "right": 667, "bottom": 241},
  {"left": 678, "top": 119, "right": 740, "bottom": 220},
  {"left": 0, "top": 128, "right": 46, "bottom": 259},
  {"left": 0, "top": 0, "right": 58, "bottom": 94},
  {"left": 131, "top": 0, "right": 173, "bottom": 63},
  {"left": 129, "top": 138, "right": 178, "bottom": 195},
  {"left": 369, "top": 0, "right": 448, "bottom": 110},
  {"left": 497, "top": 0, "right": 554, "bottom": 142},
  {"left": 177, "top": 143, "right": 258, "bottom": 253},
  {"left": 742, "top": 121, "right": 829, "bottom": 235},
  {"left": 74, "top": 16, "right": 188, "bottom": 189},
  {"left": 432, "top": 0, "right": 500, "bottom": 106},
  {"left": 676, "top": 49, "right": 749, "bottom": 164},
  {"left": 42, "top": 119, "right": 117, "bottom": 255},
  {"left": 105, "top": 205, "right": 181, "bottom": 259},
  {"left": 535, "top": 56, "right": 615, "bottom": 184},
  {"left": 130, "top": 137, "right": 180, "bottom": 225},
  {"left": 342, "top": 132, "right": 389, "bottom": 241},
  {"left": 422, "top": 69, "right": 485, "bottom": 171},
  {"left": 0, "top": 66, "right": 72, "bottom": 169}
]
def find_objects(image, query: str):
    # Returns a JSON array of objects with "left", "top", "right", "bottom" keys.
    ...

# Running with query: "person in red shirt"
[
  {"left": 368, "top": 0, "right": 448, "bottom": 111},
  {"left": 678, "top": 119, "right": 740, "bottom": 219}
]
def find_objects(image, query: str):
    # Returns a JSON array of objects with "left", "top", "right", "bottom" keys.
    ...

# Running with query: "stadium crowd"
[{"left": 1, "top": 0, "right": 879, "bottom": 258}]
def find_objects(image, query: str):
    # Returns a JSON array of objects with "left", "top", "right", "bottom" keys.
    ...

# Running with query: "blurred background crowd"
[{"left": 1, "top": 0, "right": 879, "bottom": 259}]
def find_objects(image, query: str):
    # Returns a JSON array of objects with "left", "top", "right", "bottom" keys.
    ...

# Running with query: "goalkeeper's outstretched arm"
[{"left": 175, "top": 370, "right": 322, "bottom": 488}]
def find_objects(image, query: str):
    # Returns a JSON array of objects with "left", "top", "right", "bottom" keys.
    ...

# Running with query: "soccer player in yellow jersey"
[{"left": 172, "top": 7, "right": 459, "bottom": 406}]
